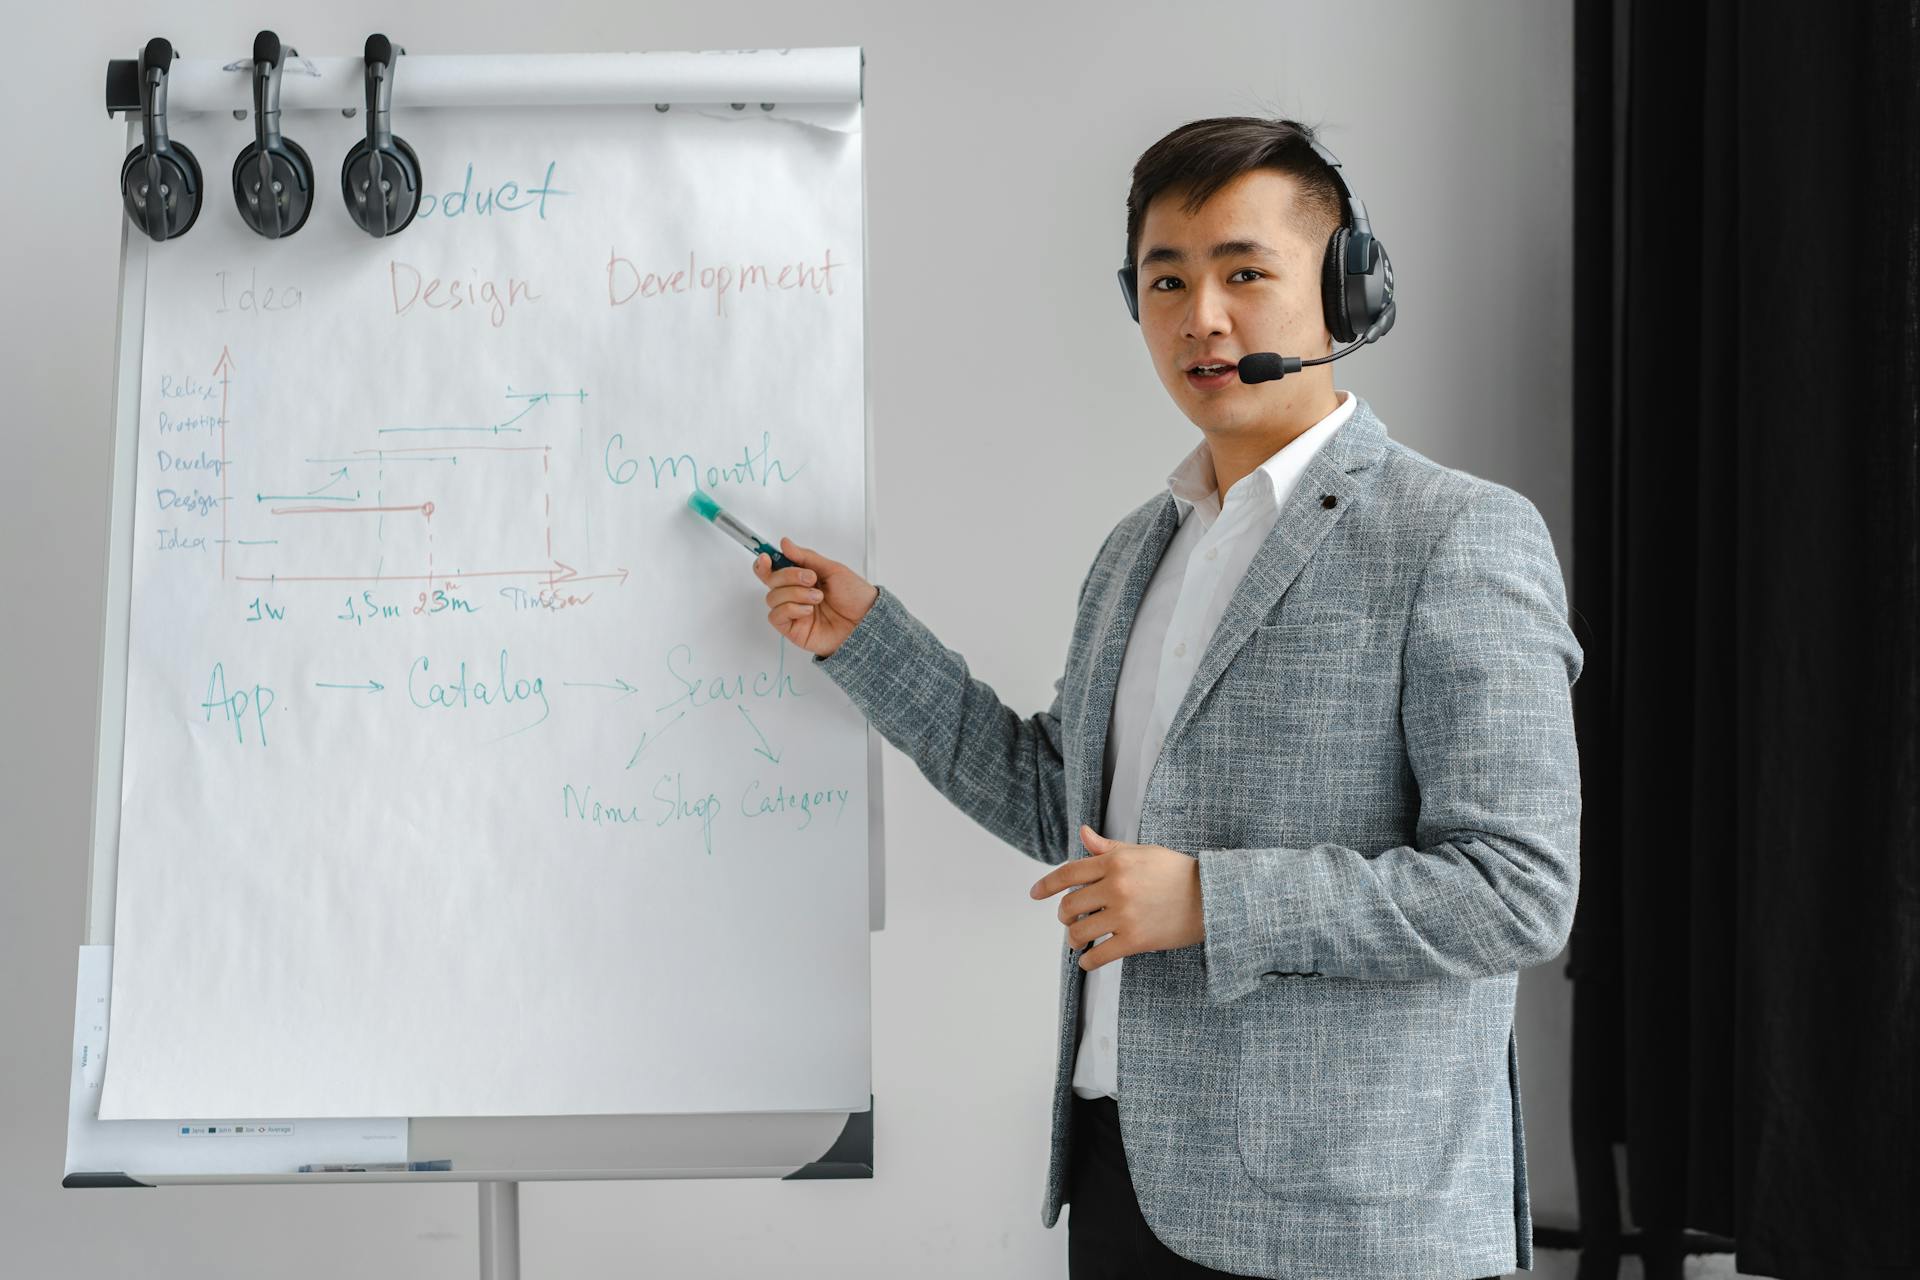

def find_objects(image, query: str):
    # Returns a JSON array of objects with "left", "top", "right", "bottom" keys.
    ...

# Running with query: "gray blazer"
[{"left": 810, "top": 394, "right": 1583, "bottom": 1278}]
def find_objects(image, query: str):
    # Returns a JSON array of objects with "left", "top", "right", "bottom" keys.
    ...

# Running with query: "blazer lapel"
[
  {"left": 1075, "top": 398, "right": 1390, "bottom": 839},
  {"left": 1160, "top": 400, "right": 1388, "bottom": 753},
  {"left": 1076, "top": 494, "right": 1180, "bottom": 841}
]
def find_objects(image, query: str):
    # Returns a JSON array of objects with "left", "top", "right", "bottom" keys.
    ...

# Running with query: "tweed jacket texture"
[{"left": 810, "top": 395, "right": 1584, "bottom": 1278}]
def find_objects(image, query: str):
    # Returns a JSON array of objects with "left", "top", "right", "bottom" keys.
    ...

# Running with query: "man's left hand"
[{"left": 1030, "top": 825, "right": 1206, "bottom": 971}]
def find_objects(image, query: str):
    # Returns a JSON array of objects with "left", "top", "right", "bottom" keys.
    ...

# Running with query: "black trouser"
[{"left": 1066, "top": 1092, "right": 1504, "bottom": 1279}]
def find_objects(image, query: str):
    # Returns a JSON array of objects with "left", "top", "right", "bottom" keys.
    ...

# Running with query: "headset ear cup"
[
  {"left": 122, "top": 140, "right": 203, "bottom": 240},
  {"left": 385, "top": 135, "right": 422, "bottom": 233},
  {"left": 230, "top": 142, "right": 256, "bottom": 222},
  {"left": 1321, "top": 225, "right": 1355, "bottom": 344},
  {"left": 170, "top": 141, "right": 203, "bottom": 237},
  {"left": 1344, "top": 229, "right": 1386, "bottom": 338},
  {"left": 339, "top": 138, "right": 368, "bottom": 230},
  {"left": 119, "top": 146, "right": 148, "bottom": 230},
  {"left": 232, "top": 137, "right": 315, "bottom": 237},
  {"left": 278, "top": 136, "right": 316, "bottom": 235},
  {"left": 1370, "top": 243, "right": 1395, "bottom": 338},
  {"left": 341, "top": 134, "right": 422, "bottom": 236}
]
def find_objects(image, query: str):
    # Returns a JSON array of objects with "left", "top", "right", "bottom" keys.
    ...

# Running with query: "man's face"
[{"left": 1133, "top": 168, "right": 1333, "bottom": 436}]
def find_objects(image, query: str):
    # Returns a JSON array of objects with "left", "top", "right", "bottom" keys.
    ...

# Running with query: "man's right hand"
[{"left": 753, "top": 535, "right": 879, "bottom": 659}]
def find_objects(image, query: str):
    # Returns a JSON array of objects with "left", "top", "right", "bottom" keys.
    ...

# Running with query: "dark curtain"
[{"left": 1569, "top": 2, "right": 1919, "bottom": 1279}]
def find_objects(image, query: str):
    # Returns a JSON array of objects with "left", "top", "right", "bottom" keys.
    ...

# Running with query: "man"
[{"left": 752, "top": 116, "right": 1581, "bottom": 1279}]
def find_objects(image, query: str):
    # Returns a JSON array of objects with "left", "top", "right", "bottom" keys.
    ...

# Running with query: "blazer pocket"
[{"left": 1234, "top": 982, "right": 1467, "bottom": 1203}]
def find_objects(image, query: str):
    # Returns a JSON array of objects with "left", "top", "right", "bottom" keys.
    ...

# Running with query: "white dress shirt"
[{"left": 1070, "top": 389, "right": 1357, "bottom": 1101}]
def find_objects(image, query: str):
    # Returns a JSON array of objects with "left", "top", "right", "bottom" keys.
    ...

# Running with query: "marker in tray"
[{"left": 298, "top": 1159, "right": 452, "bottom": 1173}]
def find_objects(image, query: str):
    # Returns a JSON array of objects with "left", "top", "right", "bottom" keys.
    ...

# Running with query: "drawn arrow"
[
  {"left": 562, "top": 677, "right": 638, "bottom": 698},
  {"left": 738, "top": 705, "right": 781, "bottom": 764},
  {"left": 314, "top": 679, "right": 385, "bottom": 693},
  {"left": 626, "top": 710, "right": 688, "bottom": 770},
  {"left": 212, "top": 346, "right": 235, "bottom": 578},
  {"left": 547, "top": 559, "right": 631, "bottom": 587}
]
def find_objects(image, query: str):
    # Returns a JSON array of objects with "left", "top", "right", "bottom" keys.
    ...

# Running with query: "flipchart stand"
[{"left": 78, "top": 41, "right": 881, "bottom": 1279}]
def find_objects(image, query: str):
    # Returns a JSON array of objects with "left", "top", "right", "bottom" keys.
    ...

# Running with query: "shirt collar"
[{"left": 1167, "top": 389, "right": 1357, "bottom": 523}]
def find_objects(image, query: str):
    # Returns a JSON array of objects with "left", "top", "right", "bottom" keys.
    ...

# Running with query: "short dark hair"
[{"left": 1123, "top": 116, "right": 1347, "bottom": 270}]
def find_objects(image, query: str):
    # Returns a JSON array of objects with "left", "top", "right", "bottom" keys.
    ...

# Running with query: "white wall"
[{"left": 0, "top": 2, "right": 1575, "bottom": 1275}]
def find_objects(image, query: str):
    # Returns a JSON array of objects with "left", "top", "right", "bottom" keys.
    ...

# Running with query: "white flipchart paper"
[
  {"left": 69, "top": 946, "right": 409, "bottom": 1174},
  {"left": 98, "top": 98, "right": 871, "bottom": 1119}
]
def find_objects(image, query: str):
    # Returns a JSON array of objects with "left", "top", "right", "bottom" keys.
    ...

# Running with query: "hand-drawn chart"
[{"left": 99, "top": 99, "right": 873, "bottom": 1120}]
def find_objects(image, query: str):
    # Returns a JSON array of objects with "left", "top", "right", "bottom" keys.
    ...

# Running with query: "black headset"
[
  {"left": 340, "top": 34, "right": 422, "bottom": 237},
  {"left": 119, "top": 37, "right": 203, "bottom": 242},
  {"left": 231, "top": 31, "right": 314, "bottom": 239},
  {"left": 1117, "top": 132, "right": 1396, "bottom": 352}
]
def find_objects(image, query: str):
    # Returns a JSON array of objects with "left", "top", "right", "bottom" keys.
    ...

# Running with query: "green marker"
[{"left": 685, "top": 487, "right": 797, "bottom": 571}]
